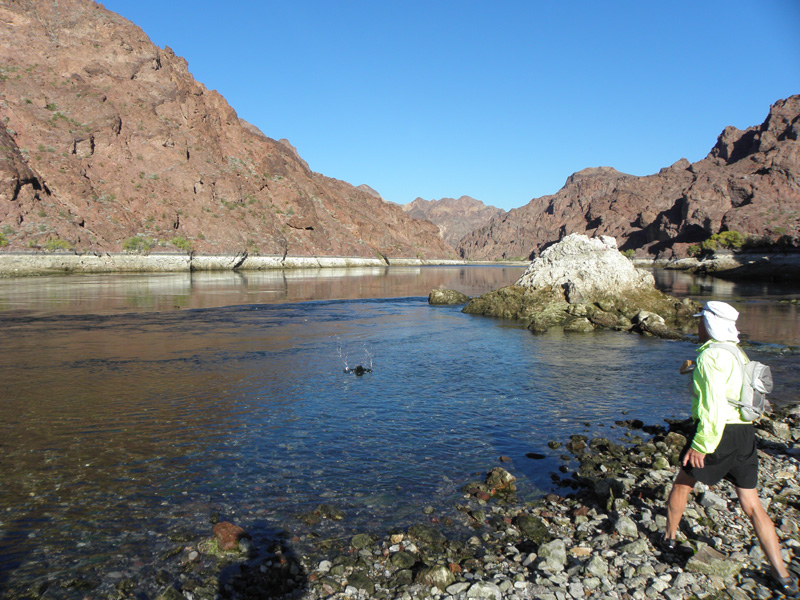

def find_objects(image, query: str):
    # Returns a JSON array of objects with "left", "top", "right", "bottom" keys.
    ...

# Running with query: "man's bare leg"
[
  {"left": 665, "top": 469, "right": 696, "bottom": 540},
  {"left": 736, "top": 486, "right": 790, "bottom": 580}
]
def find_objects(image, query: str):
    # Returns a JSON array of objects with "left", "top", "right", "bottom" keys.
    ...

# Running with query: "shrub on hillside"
[
  {"left": 170, "top": 236, "right": 193, "bottom": 253},
  {"left": 44, "top": 238, "right": 71, "bottom": 251},
  {"left": 122, "top": 236, "right": 155, "bottom": 254}
]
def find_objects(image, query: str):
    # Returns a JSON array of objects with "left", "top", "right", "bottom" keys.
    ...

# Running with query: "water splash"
[{"left": 338, "top": 341, "right": 373, "bottom": 374}]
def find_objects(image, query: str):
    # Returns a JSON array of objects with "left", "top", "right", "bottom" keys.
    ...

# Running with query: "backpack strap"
[{"left": 708, "top": 342, "right": 747, "bottom": 406}]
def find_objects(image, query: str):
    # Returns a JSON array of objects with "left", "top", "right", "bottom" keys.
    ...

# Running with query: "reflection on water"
[
  {"left": 0, "top": 266, "right": 527, "bottom": 315},
  {"left": 652, "top": 269, "right": 800, "bottom": 347},
  {"left": 1, "top": 266, "right": 799, "bottom": 597}
]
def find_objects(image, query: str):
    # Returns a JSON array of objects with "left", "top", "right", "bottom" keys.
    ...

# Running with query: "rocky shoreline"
[
  {"left": 635, "top": 251, "right": 800, "bottom": 282},
  {"left": 255, "top": 407, "right": 800, "bottom": 600},
  {"left": 16, "top": 406, "right": 795, "bottom": 600},
  {"left": 2, "top": 248, "right": 800, "bottom": 280},
  {"left": 0, "top": 252, "right": 501, "bottom": 277}
]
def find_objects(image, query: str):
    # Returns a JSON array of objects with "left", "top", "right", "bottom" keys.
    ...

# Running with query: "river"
[{"left": 0, "top": 265, "right": 798, "bottom": 596}]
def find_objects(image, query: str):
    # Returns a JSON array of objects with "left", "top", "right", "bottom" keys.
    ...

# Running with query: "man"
[{"left": 664, "top": 300, "right": 797, "bottom": 596}]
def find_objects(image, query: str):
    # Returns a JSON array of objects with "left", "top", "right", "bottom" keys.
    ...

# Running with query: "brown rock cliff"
[
  {"left": 458, "top": 96, "right": 800, "bottom": 260},
  {"left": 401, "top": 196, "right": 505, "bottom": 250},
  {"left": 0, "top": 0, "right": 454, "bottom": 259}
]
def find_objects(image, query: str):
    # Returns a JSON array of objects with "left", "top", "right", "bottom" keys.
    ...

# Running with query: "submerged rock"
[
  {"left": 212, "top": 521, "right": 248, "bottom": 551},
  {"left": 463, "top": 234, "right": 700, "bottom": 338},
  {"left": 428, "top": 288, "right": 471, "bottom": 305}
]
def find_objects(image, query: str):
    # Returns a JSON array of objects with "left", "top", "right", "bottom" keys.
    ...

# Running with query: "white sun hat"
[{"left": 694, "top": 300, "right": 740, "bottom": 343}]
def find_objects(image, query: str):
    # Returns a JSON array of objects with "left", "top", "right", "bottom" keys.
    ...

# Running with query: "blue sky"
[{"left": 101, "top": 1, "right": 800, "bottom": 211}]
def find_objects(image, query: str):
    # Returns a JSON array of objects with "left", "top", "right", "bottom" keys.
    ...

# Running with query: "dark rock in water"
[
  {"left": 525, "top": 452, "right": 546, "bottom": 460},
  {"left": 428, "top": 288, "right": 471, "bottom": 305},
  {"left": 408, "top": 523, "right": 446, "bottom": 546},
  {"left": 297, "top": 503, "right": 346, "bottom": 525},
  {"left": 485, "top": 467, "right": 517, "bottom": 494},
  {"left": 566, "top": 435, "right": 588, "bottom": 454}
]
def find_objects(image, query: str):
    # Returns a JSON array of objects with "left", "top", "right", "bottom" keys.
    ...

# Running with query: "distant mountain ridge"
[
  {"left": 400, "top": 196, "right": 505, "bottom": 249},
  {"left": 458, "top": 95, "right": 800, "bottom": 260},
  {"left": 0, "top": 0, "right": 454, "bottom": 260}
]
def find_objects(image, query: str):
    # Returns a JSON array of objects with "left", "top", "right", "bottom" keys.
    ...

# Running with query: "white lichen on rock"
[{"left": 516, "top": 234, "right": 653, "bottom": 303}]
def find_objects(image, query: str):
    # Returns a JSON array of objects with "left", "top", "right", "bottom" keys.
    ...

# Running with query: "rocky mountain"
[
  {"left": 0, "top": 0, "right": 454, "bottom": 259},
  {"left": 400, "top": 196, "right": 505, "bottom": 249},
  {"left": 458, "top": 95, "right": 800, "bottom": 260}
]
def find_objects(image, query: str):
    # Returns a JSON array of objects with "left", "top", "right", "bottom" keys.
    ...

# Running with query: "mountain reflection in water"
[{"left": 0, "top": 266, "right": 799, "bottom": 597}]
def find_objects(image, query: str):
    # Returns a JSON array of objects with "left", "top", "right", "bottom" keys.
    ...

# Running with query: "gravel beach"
[{"left": 33, "top": 405, "right": 795, "bottom": 600}]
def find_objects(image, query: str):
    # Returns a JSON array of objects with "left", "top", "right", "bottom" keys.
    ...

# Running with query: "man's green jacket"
[{"left": 690, "top": 340, "right": 750, "bottom": 455}]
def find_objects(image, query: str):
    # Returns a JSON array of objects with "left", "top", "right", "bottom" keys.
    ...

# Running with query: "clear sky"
[{"left": 101, "top": 0, "right": 800, "bottom": 211}]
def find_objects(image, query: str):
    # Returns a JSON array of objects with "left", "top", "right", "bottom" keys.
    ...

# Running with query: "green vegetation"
[
  {"left": 688, "top": 229, "right": 797, "bottom": 257},
  {"left": 621, "top": 249, "right": 636, "bottom": 259},
  {"left": 44, "top": 238, "right": 71, "bottom": 251},
  {"left": 122, "top": 236, "right": 156, "bottom": 254},
  {"left": 197, "top": 537, "right": 246, "bottom": 558},
  {"left": 0, "top": 66, "right": 17, "bottom": 82},
  {"left": 170, "top": 236, "right": 193, "bottom": 253},
  {"left": 0, "top": 233, "right": 7, "bottom": 247},
  {"left": 688, "top": 230, "right": 747, "bottom": 257}
]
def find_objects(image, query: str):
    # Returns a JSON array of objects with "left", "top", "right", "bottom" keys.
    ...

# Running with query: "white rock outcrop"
[{"left": 516, "top": 234, "right": 654, "bottom": 302}]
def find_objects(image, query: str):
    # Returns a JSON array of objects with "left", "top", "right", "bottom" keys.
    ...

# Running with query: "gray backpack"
[{"left": 711, "top": 342, "right": 773, "bottom": 421}]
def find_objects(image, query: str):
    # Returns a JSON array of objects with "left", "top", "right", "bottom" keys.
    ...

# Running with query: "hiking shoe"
[
  {"left": 655, "top": 536, "right": 676, "bottom": 552},
  {"left": 772, "top": 574, "right": 800, "bottom": 598}
]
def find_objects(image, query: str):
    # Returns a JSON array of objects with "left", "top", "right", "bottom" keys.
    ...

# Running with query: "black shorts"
[{"left": 681, "top": 422, "right": 758, "bottom": 489}]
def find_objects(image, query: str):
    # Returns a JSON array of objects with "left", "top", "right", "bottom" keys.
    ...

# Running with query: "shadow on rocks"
[{"left": 215, "top": 526, "right": 308, "bottom": 600}]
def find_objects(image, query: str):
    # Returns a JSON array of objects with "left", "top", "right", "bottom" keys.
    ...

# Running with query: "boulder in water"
[
  {"left": 428, "top": 288, "right": 471, "bottom": 305},
  {"left": 463, "top": 234, "right": 699, "bottom": 338}
]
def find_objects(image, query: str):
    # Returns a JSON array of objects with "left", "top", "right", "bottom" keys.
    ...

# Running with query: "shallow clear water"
[{"left": 1, "top": 266, "right": 799, "bottom": 595}]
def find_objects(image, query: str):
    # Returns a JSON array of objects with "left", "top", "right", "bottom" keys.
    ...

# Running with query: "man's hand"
[{"left": 682, "top": 448, "right": 706, "bottom": 469}]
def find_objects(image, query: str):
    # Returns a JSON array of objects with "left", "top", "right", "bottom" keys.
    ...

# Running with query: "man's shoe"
[
  {"left": 772, "top": 574, "right": 799, "bottom": 597},
  {"left": 655, "top": 536, "right": 676, "bottom": 552}
]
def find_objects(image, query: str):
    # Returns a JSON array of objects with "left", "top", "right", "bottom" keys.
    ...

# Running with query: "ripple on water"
[{"left": 2, "top": 287, "right": 800, "bottom": 595}]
